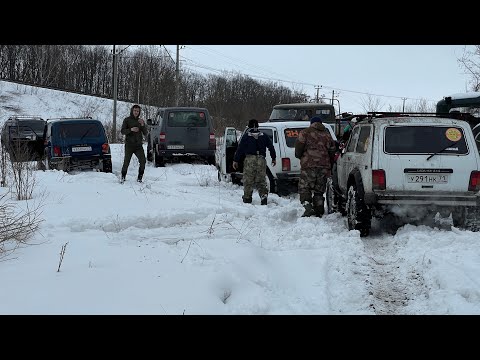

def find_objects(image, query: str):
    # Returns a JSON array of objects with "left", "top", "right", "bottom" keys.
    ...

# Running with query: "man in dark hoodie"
[
  {"left": 295, "top": 116, "right": 336, "bottom": 217},
  {"left": 233, "top": 119, "right": 276, "bottom": 205},
  {"left": 120, "top": 104, "right": 148, "bottom": 183}
]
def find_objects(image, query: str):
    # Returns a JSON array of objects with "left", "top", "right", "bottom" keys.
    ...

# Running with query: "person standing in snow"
[
  {"left": 120, "top": 104, "right": 148, "bottom": 183},
  {"left": 295, "top": 116, "right": 336, "bottom": 217},
  {"left": 233, "top": 119, "right": 276, "bottom": 205}
]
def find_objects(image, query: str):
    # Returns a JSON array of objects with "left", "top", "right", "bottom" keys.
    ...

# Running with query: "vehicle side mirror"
[{"left": 147, "top": 119, "right": 152, "bottom": 126}]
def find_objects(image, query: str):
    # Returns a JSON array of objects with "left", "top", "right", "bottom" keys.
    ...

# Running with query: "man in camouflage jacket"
[
  {"left": 295, "top": 116, "right": 336, "bottom": 217},
  {"left": 120, "top": 104, "right": 148, "bottom": 183}
]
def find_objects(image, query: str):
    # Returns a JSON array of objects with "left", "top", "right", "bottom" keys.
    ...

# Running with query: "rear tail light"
[
  {"left": 209, "top": 133, "right": 216, "bottom": 150},
  {"left": 282, "top": 158, "right": 290, "bottom": 171},
  {"left": 53, "top": 146, "right": 62, "bottom": 157},
  {"left": 102, "top": 143, "right": 110, "bottom": 153},
  {"left": 372, "top": 169, "right": 386, "bottom": 190},
  {"left": 468, "top": 171, "right": 480, "bottom": 191},
  {"left": 159, "top": 132, "right": 166, "bottom": 142}
]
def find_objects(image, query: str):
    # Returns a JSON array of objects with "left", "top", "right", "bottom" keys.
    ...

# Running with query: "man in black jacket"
[
  {"left": 120, "top": 104, "right": 148, "bottom": 183},
  {"left": 233, "top": 119, "right": 276, "bottom": 205}
]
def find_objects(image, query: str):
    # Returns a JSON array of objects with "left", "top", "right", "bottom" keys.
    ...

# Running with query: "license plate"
[
  {"left": 406, "top": 174, "right": 448, "bottom": 183},
  {"left": 71, "top": 146, "right": 92, "bottom": 152},
  {"left": 167, "top": 145, "right": 184, "bottom": 149}
]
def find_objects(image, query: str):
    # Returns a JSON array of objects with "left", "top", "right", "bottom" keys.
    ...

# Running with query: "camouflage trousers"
[
  {"left": 298, "top": 167, "right": 330, "bottom": 204},
  {"left": 243, "top": 155, "right": 268, "bottom": 200}
]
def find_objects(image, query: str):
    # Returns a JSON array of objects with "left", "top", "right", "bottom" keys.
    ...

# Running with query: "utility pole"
[
  {"left": 402, "top": 97, "right": 407, "bottom": 112},
  {"left": 175, "top": 45, "right": 180, "bottom": 106},
  {"left": 112, "top": 45, "right": 118, "bottom": 143},
  {"left": 314, "top": 85, "right": 322, "bottom": 103},
  {"left": 111, "top": 45, "right": 131, "bottom": 143}
]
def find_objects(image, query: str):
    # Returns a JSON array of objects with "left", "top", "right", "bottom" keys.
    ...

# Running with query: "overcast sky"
[
  {"left": 1, "top": 80, "right": 480, "bottom": 314},
  {"left": 162, "top": 45, "right": 471, "bottom": 115}
]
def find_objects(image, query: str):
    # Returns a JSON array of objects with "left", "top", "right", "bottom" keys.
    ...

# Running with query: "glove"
[{"left": 233, "top": 161, "right": 238, "bottom": 170}]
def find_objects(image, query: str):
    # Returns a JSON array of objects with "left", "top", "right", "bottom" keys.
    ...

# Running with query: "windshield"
[
  {"left": 13, "top": 120, "right": 45, "bottom": 133},
  {"left": 58, "top": 123, "right": 103, "bottom": 138},
  {"left": 269, "top": 107, "right": 334, "bottom": 122},
  {"left": 384, "top": 126, "right": 468, "bottom": 154},
  {"left": 167, "top": 111, "right": 207, "bottom": 127},
  {"left": 284, "top": 128, "right": 305, "bottom": 147}
]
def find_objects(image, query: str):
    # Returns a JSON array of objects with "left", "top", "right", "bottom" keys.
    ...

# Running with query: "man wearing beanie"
[
  {"left": 295, "top": 116, "right": 336, "bottom": 217},
  {"left": 233, "top": 119, "right": 276, "bottom": 205}
]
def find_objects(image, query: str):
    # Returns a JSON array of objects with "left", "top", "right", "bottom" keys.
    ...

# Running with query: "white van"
[{"left": 217, "top": 121, "right": 336, "bottom": 195}]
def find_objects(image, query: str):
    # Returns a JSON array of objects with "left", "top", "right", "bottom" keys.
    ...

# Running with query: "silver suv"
[{"left": 328, "top": 113, "right": 480, "bottom": 236}]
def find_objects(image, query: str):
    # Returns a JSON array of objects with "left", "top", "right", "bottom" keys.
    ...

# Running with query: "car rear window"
[
  {"left": 58, "top": 123, "right": 103, "bottom": 138},
  {"left": 384, "top": 126, "right": 468, "bottom": 154},
  {"left": 11, "top": 121, "right": 45, "bottom": 133},
  {"left": 167, "top": 111, "right": 207, "bottom": 127},
  {"left": 284, "top": 128, "right": 304, "bottom": 147}
]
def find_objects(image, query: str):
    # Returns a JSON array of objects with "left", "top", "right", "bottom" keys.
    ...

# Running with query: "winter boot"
[
  {"left": 302, "top": 202, "right": 315, "bottom": 217},
  {"left": 260, "top": 195, "right": 268, "bottom": 205},
  {"left": 120, "top": 172, "right": 126, "bottom": 184},
  {"left": 242, "top": 196, "right": 252, "bottom": 204},
  {"left": 137, "top": 175, "right": 143, "bottom": 183},
  {"left": 313, "top": 195, "right": 325, "bottom": 218}
]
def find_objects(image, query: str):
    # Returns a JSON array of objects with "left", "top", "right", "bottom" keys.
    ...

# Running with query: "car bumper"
[
  {"left": 159, "top": 149, "right": 215, "bottom": 157},
  {"left": 276, "top": 172, "right": 300, "bottom": 181},
  {"left": 366, "top": 191, "right": 480, "bottom": 207},
  {"left": 51, "top": 155, "right": 111, "bottom": 171}
]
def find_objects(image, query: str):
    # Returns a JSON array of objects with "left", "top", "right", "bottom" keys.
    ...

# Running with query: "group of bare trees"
[
  {"left": 0, "top": 45, "right": 305, "bottom": 133},
  {"left": 0, "top": 141, "right": 44, "bottom": 260}
]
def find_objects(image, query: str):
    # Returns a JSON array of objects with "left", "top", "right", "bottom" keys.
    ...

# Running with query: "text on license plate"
[
  {"left": 406, "top": 174, "right": 448, "bottom": 183},
  {"left": 71, "top": 146, "right": 92, "bottom": 152},
  {"left": 167, "top": 145, "right": 184, "bottom": 149}
]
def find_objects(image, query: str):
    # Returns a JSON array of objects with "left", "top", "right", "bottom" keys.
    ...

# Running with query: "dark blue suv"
[{"left": 39, "top": 118, "right": 112, "bottom": 172}]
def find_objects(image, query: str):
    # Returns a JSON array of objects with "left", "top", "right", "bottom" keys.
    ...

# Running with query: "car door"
[
  {"left": 164, "top": 110, "right": 210, "bottom": 152},
  {"left": 377, "top": 123, "right": 475, "bottom": 192},
  {"left": 337, "top": 125, "right": 360, "bottom": 194},
  {"left": 473, "top": 123, "right": 480, "bottom": 154},
  {"left": 219, "top": 127, "right": 239, "bottom": 181}
]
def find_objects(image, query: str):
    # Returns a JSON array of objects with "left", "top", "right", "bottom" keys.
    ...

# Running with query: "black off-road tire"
[
  {"left": 325, "top": 177, "right": 337, "bottom": 214},
  {"left": 154, "top": 150, "right": 165, "bottom": 168},
  {"left": 346, "top": 184, "right": 372, "bottom": 237}
]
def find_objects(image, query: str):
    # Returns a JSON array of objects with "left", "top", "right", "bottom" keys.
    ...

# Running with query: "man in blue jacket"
[{"left": 233, "top": 119, "right": 276, "bottom": 205}]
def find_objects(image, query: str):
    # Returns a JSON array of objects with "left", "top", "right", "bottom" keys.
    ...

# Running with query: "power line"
[
  {"left": 182, "top": 59, "right": 438, "bottom": 103},
  {"left": 185, "top": 45, "right": 439, "bottom": 103},
  {"left": 162, "top": 45, "right": 175, "bottom": 65},
  {"left": 117, "top": 45, "right": 440, "bottom": 105}
]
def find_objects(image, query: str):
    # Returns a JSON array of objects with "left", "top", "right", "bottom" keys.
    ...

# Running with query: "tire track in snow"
[{"left": 362, "top": 235, "right": 426, "bottom": 315}]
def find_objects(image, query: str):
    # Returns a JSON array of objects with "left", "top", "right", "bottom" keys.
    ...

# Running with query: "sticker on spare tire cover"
[{"left": 445, "top": 128, "right": 462, "bottom": 142}]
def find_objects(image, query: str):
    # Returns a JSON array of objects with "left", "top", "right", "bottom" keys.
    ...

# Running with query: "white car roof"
[{"left": 259, "top": 121, "right": 310, "bottom": 128}]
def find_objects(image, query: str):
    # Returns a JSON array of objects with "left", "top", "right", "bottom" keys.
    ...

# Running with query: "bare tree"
[
  {"left": 458, "top": 45, "right": 480, "bottom": 91},
  {"left": 7, "top": 141, "right": 38, "bottom": 201},
  {"left": 404, "top": 98, "right": 436, "bottom": 113},
  {"left": 360, "top": 94, "right": 385, "bottom": 113},
  {"left": 0, "top": 192, "right": 44, "bottom": 259}
]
